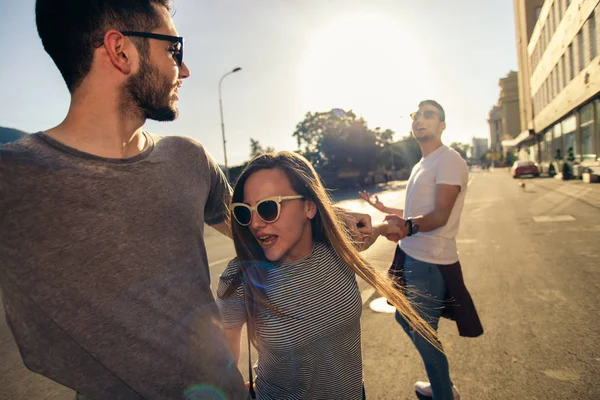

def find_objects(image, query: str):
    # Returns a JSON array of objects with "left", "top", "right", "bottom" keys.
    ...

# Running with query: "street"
[{"left": 1, "top": 169, "right": 599, "bottom": 399}]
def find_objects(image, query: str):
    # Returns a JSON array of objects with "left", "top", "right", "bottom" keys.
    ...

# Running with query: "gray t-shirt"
[{"left": 0, "top": 132, "right": 248, "bottom": 400}]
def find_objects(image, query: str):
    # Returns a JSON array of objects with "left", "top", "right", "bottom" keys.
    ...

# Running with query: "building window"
[
  {"left": 543, "top": 80, "right": 547, "bottom": 107},
  {"left": 557, "top": 0, "right": 563, "bottom": 21},
  {"left": 553, "top": 123, "right": 563, "bottom": 160},
  {"left": 545, "top": 129, "right": 553, "bottom": 163},
  {"left": 562, "top": 115, "right": 577, "bottom": 161},
  {"left": 578, "top": 29, "right": 585, "bottom": 72},
  {"left": 554, "top": 65, "right": 560, "bottom": 96},
  {"left": 590, "top": 12, "right": 597, "bottom": 60},
  {"left": 549, "top": 4, "right": 555, "bottom": 34},
  {"left": 568, "top": 43, "right": 575, "bottom": 81},
  {"left": 551, "top": 69, "right": 556, "bottom": 100},
  {"left": 581, "top": 103, "right": 595, "bottom": 160},
  {"left": 535, "top": 6, "right": 542, "bottom": 22},
  {"left": 561, "top": 54, "right": 567, "bottom": 89}
]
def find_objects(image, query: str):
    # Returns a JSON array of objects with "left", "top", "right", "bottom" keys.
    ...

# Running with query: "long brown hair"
[{"left": 220, "top": 151, "right": 440, "bottom": 349}]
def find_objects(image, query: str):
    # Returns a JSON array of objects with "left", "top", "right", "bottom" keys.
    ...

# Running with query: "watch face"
[{"left": 413, "top": 223, "right": 420, "bottom": 234}]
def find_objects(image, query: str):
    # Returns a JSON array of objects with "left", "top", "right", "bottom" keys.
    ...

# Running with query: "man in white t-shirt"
[{"left": 362, "top": 100, "right": 480, "bottom": 400}]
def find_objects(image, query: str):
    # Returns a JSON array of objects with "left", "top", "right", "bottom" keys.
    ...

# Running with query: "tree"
[
  {"left": 391, "top": 135, "right": 422, "bottom": 170},
  {"left": 249, "top": 138, "right": 275, "bottom": 159},
  {"left": 293, "top": 109, "right": 392, "bottom": 172},
  {"left": 449, "top": 142, "right": 469, "bottom": 160},
  {"left": 504, "top": 151, "right": 517, "bottom": 167}
]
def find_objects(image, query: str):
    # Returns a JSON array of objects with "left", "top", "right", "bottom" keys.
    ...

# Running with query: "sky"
[{"left": 0, "top": 0, "right": 518, "bottom": 166}]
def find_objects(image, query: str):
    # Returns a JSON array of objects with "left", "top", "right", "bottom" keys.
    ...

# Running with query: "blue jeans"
[{"left": 394, "top": 255, "right": 454, "bottom": 400}]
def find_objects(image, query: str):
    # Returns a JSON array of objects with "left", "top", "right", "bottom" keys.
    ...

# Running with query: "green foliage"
[
  {"left": 249, "top": 138, "right": 275, "bottom": 159},
  {"left": 229, "top": 110, "right": 424, "bottom": 187},
  {"left": 292, "top": 109, "right": 411, "bottom": 173},
  {"left": 504, "top": 151, "right": 517, "bottom": 166},
  {"left": 449, "top": 142, "right": 468, "bottom": 159},
  {"left": 391, "top": 135, "right": 422, "bottom": 169}
]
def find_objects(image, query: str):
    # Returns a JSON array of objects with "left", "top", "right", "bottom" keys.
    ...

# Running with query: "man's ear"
[
  {"left": 305, "top": 200, "right": 318, "bottom": 220},
  {"left": 440, "top": 121, "right": 446, "bottom": 132},
  {"left": 102, "top": 30, "right": 136, "bottom": 75}
]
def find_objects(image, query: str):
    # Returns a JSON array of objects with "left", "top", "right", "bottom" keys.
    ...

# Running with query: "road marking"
[
  {"left": 467, "top": 177, "right": 475, "bottom": 187},
  {"left": 361, "top": 288, "right": 376, "bottom": 305},
  {"left": 456, "top": 239, "right": 477, "bottom": 244},
  {"left": 542, "top": 370, "right": 580, "bottom": 381},
  {"left": 533, "top": 215, "right": 575, "bottom": 222},
  {"left": 369, "top": 297, "right": 396, "bottom": 313},
  {"left": 531, "top": 289, "right": 567, "bottom": 302}
]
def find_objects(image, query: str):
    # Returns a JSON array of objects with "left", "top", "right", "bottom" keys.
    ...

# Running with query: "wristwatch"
[{"left": 405, "top": 218, "right": 420, "bottom": 236}]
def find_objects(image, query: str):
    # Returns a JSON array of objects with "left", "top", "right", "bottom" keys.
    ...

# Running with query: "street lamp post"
[{"left": 219, "top": 67, "right": 242, "bottom": 182}]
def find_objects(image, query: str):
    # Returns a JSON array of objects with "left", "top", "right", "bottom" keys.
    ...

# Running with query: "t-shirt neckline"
[{"left": 35, "top": 131, "right": 155, "bottom": 164}]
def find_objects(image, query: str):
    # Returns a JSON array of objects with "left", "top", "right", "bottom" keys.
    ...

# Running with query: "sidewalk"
[{"left": 527, "top": 176, "right": 600, "bottom": 209}]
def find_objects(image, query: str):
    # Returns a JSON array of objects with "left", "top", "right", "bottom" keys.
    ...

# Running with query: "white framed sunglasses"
[{"left": 231, "top": 195, "right": 304, "bottom": 226}]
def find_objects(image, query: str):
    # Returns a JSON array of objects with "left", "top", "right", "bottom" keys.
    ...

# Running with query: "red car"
[{"left": 512, "top": 160, "right": 540, "bottom": 178}]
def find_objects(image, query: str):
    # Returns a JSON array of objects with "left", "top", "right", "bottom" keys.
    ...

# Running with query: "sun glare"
[{"left": 297, "top": 13, "right": 435, "bottom": 134}]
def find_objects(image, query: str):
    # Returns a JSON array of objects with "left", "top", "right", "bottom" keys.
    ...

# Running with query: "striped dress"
[{"left": 216, "top": 242, "right": 363, "bottom": 400}]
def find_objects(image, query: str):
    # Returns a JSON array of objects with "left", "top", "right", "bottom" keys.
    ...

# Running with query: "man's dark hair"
[
  {"left": 35, "top": 0, "right": 172, "bottom": 93},
  {"left": 418, "top": 99, "right": 445, "bottom": 122}
]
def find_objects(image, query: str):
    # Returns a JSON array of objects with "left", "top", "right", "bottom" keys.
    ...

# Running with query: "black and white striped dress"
[{"left": 216, "top": 242, "right": 363, "bottom": 400}]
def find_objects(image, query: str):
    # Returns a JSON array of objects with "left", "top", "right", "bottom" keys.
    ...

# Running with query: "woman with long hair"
[{"left": 216, "top": 151, "right": 438, "bottom": 399}]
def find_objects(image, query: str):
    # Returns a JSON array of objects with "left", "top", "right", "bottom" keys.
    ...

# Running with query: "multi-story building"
[
  {"left": 471, "top": 137, "right": 490, "bottom": 162},
  {"left": 488, "top": 71, "right": 522, "bottom": 156},
  {"left": 510, "top": 0, "right": 600, "bottom": 177},
  {"left": 488, "top": 105, "right": 503, "bottom": 152},
  {"left": 514, "top": 0, "right": 545, "bottom": 134}
]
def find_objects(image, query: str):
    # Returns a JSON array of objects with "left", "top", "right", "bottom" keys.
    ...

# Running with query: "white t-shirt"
[{"left": 400, "top": 145, "right": 468, "bottom": 264}]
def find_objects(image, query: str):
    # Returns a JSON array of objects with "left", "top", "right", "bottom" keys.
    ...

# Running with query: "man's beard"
[{"left": 123, "top": 58, "right": 178, "bottom": 122}]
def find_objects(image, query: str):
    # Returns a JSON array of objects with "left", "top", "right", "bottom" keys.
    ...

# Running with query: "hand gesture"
[{"left": 358, "top": 190, "right": 385, "bottom": 212}]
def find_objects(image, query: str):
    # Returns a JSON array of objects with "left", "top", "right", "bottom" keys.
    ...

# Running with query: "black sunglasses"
[
  {"left": 231, "top": 195, "right": 304, "bottom": 226},
  {"left": 93, "top": 31, "right": 184, "bottom": 67},
  {"left": 410, "top": 110, "right": 439, "bottom": 121}
]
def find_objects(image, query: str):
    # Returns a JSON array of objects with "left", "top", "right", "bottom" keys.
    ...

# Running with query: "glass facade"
[
  {"left": 562, "top": 116, "right": 577, "bottom": 161},
  {"left": 546, "top": 129, "right": 553, "bottom": 162},
  {"left": 553, "top": 123, "right": 563, "bottom": 160},
  {"left": 580, "top": 103, "right": 595, "bottom": 160}
]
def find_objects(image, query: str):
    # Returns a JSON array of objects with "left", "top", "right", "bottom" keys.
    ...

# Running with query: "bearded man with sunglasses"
[
  {"left": 0, "top": 1, "right": 250, "bottom": 399},
  {"left": 364, "top": 100, "right": 483, "bottom": 400}
]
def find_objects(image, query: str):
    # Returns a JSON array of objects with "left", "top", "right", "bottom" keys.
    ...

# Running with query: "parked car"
[{"left": 511, "top": 160, "right": 540, "bottom": 178}]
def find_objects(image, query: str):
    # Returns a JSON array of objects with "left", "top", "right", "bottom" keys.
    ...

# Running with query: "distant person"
[
  {"left": 217, "top": 151, "right": 439, "bottom": 400},
  {"left": 360, "top": 100, "right": 483, "bottom": 400}
]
